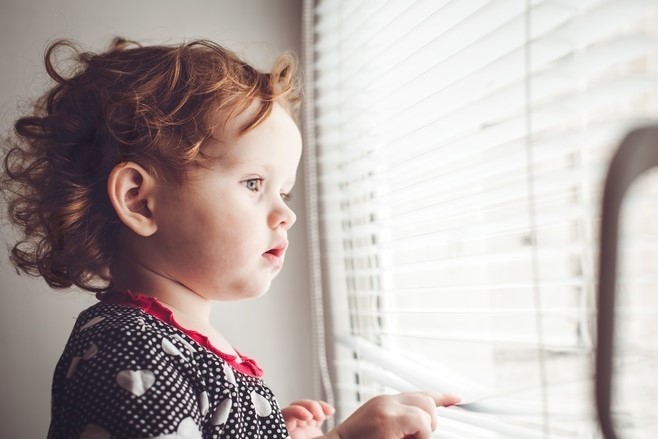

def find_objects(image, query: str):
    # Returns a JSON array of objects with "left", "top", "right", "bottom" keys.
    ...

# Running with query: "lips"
[
  {"left": 265, "top": 247, "right": 284, "bottom": 257},
  {"left": 263, "top": 240, "right": 288, "bottom": 265}
]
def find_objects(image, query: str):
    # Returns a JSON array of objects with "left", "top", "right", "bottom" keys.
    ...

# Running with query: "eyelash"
[
  {"left": 242, "top": 178, "right": 293, "bottom": 202},
  {"left": 243, "top": 178, "right": 263, "bottom": 192}
]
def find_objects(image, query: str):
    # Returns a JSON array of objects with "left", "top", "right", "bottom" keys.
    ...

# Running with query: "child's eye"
[
  {"left": 242, "top": 178, "right": 263, "bottom": 192},
  {"left": 281, "top": 192, "right": 293, "bottom": 203}
]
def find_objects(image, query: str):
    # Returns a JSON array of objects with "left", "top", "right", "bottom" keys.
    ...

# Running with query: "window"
[{"left": 304, "top": 0, "right": 658, "bottom": 437}]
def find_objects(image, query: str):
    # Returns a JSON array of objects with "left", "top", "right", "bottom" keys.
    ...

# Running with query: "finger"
[
  {"left": 424, "top": 395, "right": 439, "bottom": 432},
  {"left": 284, "top": 417, "right": 299, "bottom": 430},
  {"left": 394, "top": 393, "right": 438, "bottom": 431},
  {"left": 395, "top": 393, "right": 437, "bottom": 411},
  {"left": 435, "top": 393, "right": 461, "bottom": 407},
  {"left": 395, "top": 392, "right": 462, "bottom": 431},
  {"left": 422, "top": 391, "right": 461, "bottom": 407},
  {"left": 318, "top": 400, "right": 336, "bottom": 416},
  {"left": 283, "top": 417, "right": 303, "bottom": 431},
  {"left": 307, "top": 400, "right": 326, "bottom": 420},
  {"left": 399, "top": 406, "right": 433, "bottom": 439},
  {"left": 399, "top": 391, "right": 461, "bottom": 407},
  {"left": 291, "top": 399, "right": 326, "bottom": 420},
  {"left": 430, "top": 391, "right": 460, "bottom": 404},
  {"left": 419, "top": 406, "right": 433, "bottom": 437},
  {"left": 282, "top": 405, "right": 313, "bottom": 422}
]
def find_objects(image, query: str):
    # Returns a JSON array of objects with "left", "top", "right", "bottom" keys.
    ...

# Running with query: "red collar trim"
[{"left": 97, "top": 289, "right": 264, "bottom": 378}]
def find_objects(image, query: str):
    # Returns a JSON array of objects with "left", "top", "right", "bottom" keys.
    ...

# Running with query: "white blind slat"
[{"left": 311, "top": 0, "right": 658, "bottom": 436}]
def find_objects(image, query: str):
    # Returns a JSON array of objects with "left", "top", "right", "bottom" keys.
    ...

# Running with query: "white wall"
[{"left": 0, "top": 1, "right": 312, "bottom": 437}]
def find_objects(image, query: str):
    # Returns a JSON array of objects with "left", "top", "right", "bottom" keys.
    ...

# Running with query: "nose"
[{"left": 269, "top": 199, "right": 297, "bottom": 231}]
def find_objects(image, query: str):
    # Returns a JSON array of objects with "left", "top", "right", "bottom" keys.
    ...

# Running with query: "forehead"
[{"left": 204, "top": 103, "right": 302, "bottom": 171}]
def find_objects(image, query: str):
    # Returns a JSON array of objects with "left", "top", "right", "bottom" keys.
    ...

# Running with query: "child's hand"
[
  {"left": 282, "top": 399, "right": 335, "bottom": 439},
  {"left": 327, "top": 392, "right": 460, "bottom": 439}
]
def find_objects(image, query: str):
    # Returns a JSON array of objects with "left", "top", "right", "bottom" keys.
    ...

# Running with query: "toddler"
[{"left": 1, "top": 37, "right": 458, "bottom": 439}]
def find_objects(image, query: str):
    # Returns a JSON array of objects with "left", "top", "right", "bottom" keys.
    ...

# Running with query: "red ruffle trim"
[{"left": 97, "top": 289, "right": 264, "bottom": 378}]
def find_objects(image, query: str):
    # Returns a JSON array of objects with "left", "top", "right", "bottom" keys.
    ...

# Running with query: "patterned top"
[{"left": 47, "top": 290, "right": 291, "bottom": 439}]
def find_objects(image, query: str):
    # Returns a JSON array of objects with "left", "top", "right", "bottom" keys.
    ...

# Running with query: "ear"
[{"left": 107, "top": 162, "right": 158, "bottom": 237}]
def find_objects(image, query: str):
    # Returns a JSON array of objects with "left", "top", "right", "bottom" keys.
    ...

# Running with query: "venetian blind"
[{"left": 305, "top": 0, "right": 658, "bottom": 437}]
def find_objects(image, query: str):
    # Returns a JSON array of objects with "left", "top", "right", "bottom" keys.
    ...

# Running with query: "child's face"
[{"left": 152, "top": 103, "right": 302, "bottom": 301}]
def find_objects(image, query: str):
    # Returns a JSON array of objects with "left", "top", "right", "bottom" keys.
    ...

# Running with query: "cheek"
[
  {"left": 166, "top": 194, "right": 262, "bottom": 258},
  {"left": 198, "top": 221, "right": 253, "bottom": 262}
]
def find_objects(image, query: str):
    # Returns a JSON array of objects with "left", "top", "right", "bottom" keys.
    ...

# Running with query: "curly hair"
[{"left": 1, "top": 37, "right": 302, "bottom": 292}]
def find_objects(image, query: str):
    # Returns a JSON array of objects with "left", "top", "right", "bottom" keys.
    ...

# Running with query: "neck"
[{"left": 110, "top": 253, "right": 213, "bottom": 325}]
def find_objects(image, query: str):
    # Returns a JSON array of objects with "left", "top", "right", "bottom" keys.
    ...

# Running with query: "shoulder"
[
  {"left": 73, "top": 301, "right": 158, "bottom": 334},
  {"left": 64, "top": 302, "right": 199, "bottom": 374},
  {"left": 50, "top": 303, "right": 207, "bottom": 438}
]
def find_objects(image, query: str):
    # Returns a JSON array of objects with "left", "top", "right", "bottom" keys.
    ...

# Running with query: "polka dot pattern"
[{"left": 47, "top": 301, "right": 290, "bottom": 438}]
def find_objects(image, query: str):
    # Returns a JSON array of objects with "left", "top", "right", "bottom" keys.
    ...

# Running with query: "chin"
[
  {"left": 220, "top": 280, "right": 273, "bottom": 301},
  {"left": 250, "top": 284, "right": 272, "bottom": 299}
]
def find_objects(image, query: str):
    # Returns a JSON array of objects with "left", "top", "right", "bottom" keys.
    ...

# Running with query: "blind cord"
[
  {"left": 302, "top": 0, "right": 336, "bottom": 424},
  {"left": 524, "top": 1, "right": 551, "bottom": 436}
]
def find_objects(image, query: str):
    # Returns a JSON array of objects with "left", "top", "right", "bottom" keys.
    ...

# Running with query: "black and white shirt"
[{"left": 48, "top": 290, "right": 290, "bottom": 439}]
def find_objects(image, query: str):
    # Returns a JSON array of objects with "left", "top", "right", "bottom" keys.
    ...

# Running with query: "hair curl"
[{"left": 1, "top": 37, "right": 302, "bottom": 292}]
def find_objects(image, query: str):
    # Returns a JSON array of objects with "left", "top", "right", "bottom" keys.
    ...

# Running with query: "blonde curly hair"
[{"left": 1, "top": 37, "right": 301, "bottom": 292}]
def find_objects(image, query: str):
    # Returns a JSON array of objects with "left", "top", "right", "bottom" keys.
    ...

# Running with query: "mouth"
[
  {"left": 265, "top": 247, "right": 284, "bottom": 257},
  {"left": 263, "top": 240, "right": 288, "bottom": 265}
]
